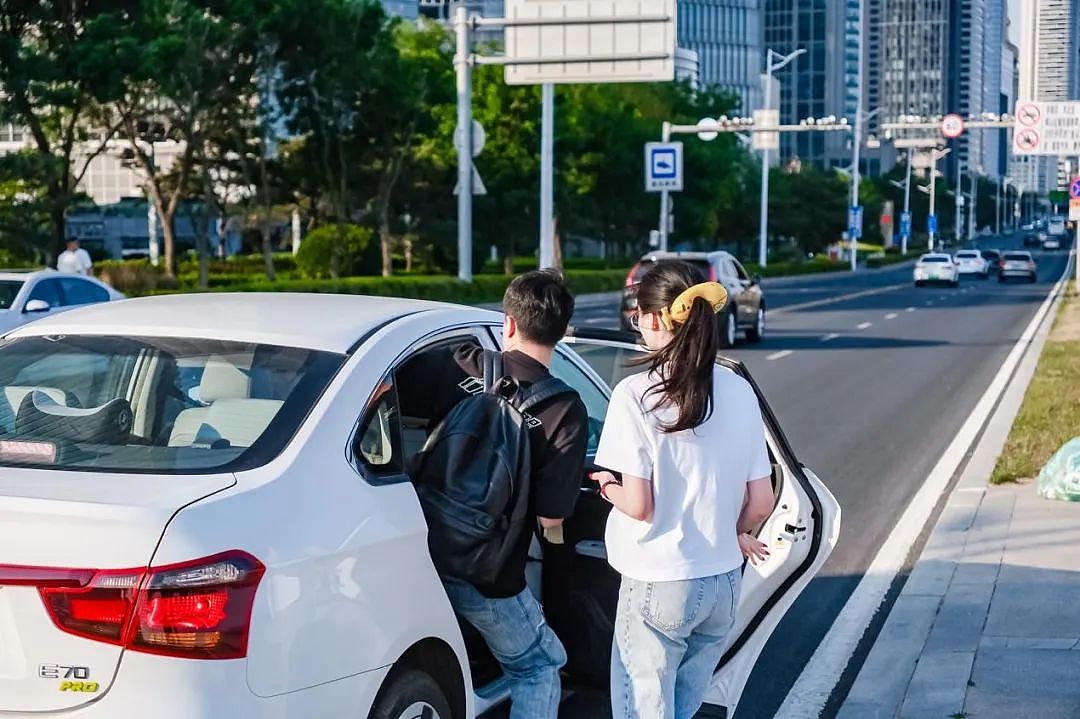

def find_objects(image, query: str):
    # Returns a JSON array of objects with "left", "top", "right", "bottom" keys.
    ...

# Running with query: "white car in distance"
[
  {"left": 953, "top": 250, "right": 990, "bottom": 279},
  {"left": 914, "top": 254, "right": 960, "bottom": 287},
  {"left": 0, "top": 294, "right": 840, "bottom": 719},
  {"left": 0, "top": 270, "right": 123, "bottom": 334}
]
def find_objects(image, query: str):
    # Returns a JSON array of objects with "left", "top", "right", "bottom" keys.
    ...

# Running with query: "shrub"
[
  {"left": 97, "top": 260, "right": 178, "bottom": 294},
  {"left": 295, "top": 224, "right": 375, "bottom": 279}
]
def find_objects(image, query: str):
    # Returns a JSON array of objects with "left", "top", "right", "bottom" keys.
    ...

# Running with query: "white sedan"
[
  {"left": 0, "top": 294, "right": 839, "bottom": 719},
  {"left": 914, "top": 253, "right": 960, "bottom": 287},
  {"left": 953, "top": 250, "right": 989, "bottom": 278},
  {"left": 0, "top": 270, "right": 123, "bottom": 334}
]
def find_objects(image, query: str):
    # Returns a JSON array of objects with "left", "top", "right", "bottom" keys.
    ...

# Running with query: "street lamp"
[
  {"left": 849, "top": 107, "right": 882, "bottom": 270},
  {"left": 759, "top": 47, "right": 806, "bottom": 268}
]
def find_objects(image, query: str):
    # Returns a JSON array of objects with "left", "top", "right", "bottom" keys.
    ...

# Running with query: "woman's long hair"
[{"left": 632, "top": 260, "right": 720, "bottom": 433}]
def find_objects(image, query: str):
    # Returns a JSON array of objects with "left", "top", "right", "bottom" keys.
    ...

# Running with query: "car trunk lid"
[{"left": 0, "top": 468, "right": 234, "bottom": 712}]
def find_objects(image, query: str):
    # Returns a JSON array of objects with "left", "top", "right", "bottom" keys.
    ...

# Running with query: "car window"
[
  {"left": 922, "top": 256, "right": 949, "bottom": 263},
  {"left": 957, "top": 252, "right": 979, "bottom": 258},
  {"left": 60, "top": 278, "right": 109, "bottom": 306},
  {"left": 27, "top": 279, "right": 62, "bottom": 308},
  {"left": 1003, "top": 253, "right": 1030, "bottom": 261},
  {"left": 0, "top": 335, "right": 343, "bottom": 473},
  {"left": 352, "top": 382, "right": 403, "bottom": 475},
  {"left": 731, "top": 259, "right": 750, "bottom": 281},
  {"left": 548, "top": 347, "right": 611, "bottom": 454},
  {"left": 0, "top": 281, "right": 23, "bottom": 310}
]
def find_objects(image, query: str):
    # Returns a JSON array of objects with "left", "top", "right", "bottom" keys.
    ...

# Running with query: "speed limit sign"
[{"left": 941, "top": 114, "right": 965, "bottom": 139}]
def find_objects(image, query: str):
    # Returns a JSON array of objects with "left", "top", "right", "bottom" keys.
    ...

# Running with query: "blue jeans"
[
  {"left": 442, "top": 579, "right": 566, "bottom": 719},
  {"left": 611, "top": 570, "right": 742, "bottom": 719}
]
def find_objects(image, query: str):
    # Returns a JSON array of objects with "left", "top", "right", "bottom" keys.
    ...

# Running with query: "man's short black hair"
[{"left": 502, "top": 269, "right": 575, "bottom": 347}]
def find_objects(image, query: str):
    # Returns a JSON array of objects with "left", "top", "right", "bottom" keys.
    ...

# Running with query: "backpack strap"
[
  {"left": 482, "top": 350, "right": 504, "bottom": 393},
  {"left": 515, "top": 377, "right": 575, "bottom": 415}
]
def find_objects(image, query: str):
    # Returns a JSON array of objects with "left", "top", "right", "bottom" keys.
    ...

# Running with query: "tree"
[
  {"left": 103, "top": 0, "right": 255, "bottom": 279},
  {"left": 275, "top": 0, "right": 394, "bottom": 279},
  {"left": 0, "top": 151, "right": 55, "bottom": 263},
  {"left": 0, "top": 2, "right": 125, "bottom": 254}
]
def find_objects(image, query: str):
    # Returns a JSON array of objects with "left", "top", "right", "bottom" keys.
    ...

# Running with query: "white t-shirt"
[
  {"left": 594, "top": 366, "right": 772, "bottom": 582},
  {"left": 57, "top": 248, "right": 93, "bottom": 275}
]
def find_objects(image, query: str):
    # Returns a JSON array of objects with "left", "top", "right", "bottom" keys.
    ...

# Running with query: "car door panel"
[{"left": 561, "top": 331, "right": 840, "bottom": 714}]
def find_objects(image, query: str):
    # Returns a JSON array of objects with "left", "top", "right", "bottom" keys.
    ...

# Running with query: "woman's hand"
[
  {"left": 589, "top": 470, "right": 618, "bottom": 487},
  {"left": 738, "top": 533, "right": 770, "bottom": 565}
]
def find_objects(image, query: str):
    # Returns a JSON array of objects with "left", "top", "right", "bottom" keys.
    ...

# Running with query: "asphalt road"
[{"left": 548, "top": 236, "right": 1072, "bottom": 718}]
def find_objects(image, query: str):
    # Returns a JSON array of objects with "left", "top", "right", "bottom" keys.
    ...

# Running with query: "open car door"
[{"left": 560, "top": 328, "right": 841, "bottom": 716}]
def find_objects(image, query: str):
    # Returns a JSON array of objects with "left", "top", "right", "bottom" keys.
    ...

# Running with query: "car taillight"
[
  {"left": 709, "top": 265, "right": 718, "bottom": 281},
  {"left": 625, "top": 264, "right": 640, "bottom": 287},
  {"left": 1, "top": 551, "right": 264, "bottom": 660}
]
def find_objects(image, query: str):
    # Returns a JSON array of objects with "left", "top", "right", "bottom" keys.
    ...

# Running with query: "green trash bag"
[{"left": 1037, "top": 438, "right": 1080, "bottom": 501}]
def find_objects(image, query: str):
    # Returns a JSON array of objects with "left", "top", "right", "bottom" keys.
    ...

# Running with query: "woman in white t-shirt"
[{"left": 591, "top": 260, "right": 775, "bottom": 719}]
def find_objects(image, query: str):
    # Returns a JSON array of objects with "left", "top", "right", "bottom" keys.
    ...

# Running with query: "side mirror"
[
  {"left": 24, "top": 299, "right": 50, "bottom": 314},
  {"left": 751, "top": 274, "right": 762, "bottom": 286}
]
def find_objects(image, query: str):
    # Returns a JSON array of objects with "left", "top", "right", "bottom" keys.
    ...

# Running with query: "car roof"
[
  {"left": 920, "top": 253, "right": 952, "bottom": 259},
  {"left": 8, "top": 293, "right": 461, "bottom": 353},
  {"left": 956, "top": 250, "right": 980, "bottom": 255},
  {"left": 639, "top": 251, "right": 729, "bottom": 262},
  {"left": 1004, "top": 250, "right": 1032, "bottom": 257}
]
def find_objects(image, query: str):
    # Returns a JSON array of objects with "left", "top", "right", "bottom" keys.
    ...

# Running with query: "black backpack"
[{"left": 412, "top": 351, "right": 574, "bottom": 589}]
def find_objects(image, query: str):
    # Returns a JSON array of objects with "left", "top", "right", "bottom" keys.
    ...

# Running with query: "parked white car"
[
  {"left": 914, "top": 254, "right": 960, "bottom": 287},
  {"left": 953, "top": 250, "right": 989, "bottom": 278},
  {"left": 0, "top": 270, "right": 123, "bottom": 335},
  {"left": 0, "top": 294, "right": 839, "bottom": 719}
]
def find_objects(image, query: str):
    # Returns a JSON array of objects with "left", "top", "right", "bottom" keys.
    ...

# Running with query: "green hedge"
[
  {"left": 480, "top": 256, "right": 635, "bottom": 274},
  {"left": 135, "top": 269, "right": 629, "bottom": 304},
  {"left": 743, "top": 258, "right": 848, "bottom": 278},
  {"left": 865, "top": 251, "right": 921, "bottom": 269}
]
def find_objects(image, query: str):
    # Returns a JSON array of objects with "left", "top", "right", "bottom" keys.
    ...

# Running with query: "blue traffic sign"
[
  {"left": 1070, "top": 176, "right": 1080, "bottom": 200},
  {"left": 927, "top": 213, "right": 938, "bottom": 233},
  {"left": 900, "top": 211, "right": 912, "bottom": 237},
  {"left": 848, "top": 205, "right": 863, "bottom": 240},
  {"left": 644, "top": 142, "right": 684, "bottom": 192}
]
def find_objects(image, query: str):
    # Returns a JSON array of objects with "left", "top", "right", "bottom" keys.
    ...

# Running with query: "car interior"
[{"left": 359, "top": 328, "right": 787, "bottom": 700}]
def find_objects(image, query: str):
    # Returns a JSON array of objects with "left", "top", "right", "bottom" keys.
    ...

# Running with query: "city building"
[
  {"left": 678, "top": 0, "right": 764, "bottom": 112},
  {"left": 762, "top": 0, "right": 859, "bottom": 170}
]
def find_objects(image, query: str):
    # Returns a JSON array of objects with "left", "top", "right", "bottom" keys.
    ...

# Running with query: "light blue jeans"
[
  {"left": 611, "top": 570, "right": 742, "bottom": 719},
  {"left": 442, "top": 579, "right": 566, "bottom": 719}
]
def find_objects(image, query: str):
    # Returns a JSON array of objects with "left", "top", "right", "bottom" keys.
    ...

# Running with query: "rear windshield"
[
  {"left": 633, "top": 258, "right": 711, "bottom": 282},
  {"left": 1003, "top": 253, "right": 1030, "bottom": 261},
  {"left": 0, "top": 335, "right": 343, "bottom": 473},
  {"left": 956, "top": 252, "right": 979, "bottom": 258},
  {"left": 922, "top": 256, "right": 950, "bottom": 263},
  {"left": 0, "top": 280, "right": 23, "bottom": 310}
]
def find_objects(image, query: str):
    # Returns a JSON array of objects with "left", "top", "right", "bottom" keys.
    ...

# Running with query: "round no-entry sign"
[
  {"left": 1071, "top": 176, "right": 1080, "bottom": 200},
  {"left": 941, "top": 114, "right": 965, "bottom": 139}
]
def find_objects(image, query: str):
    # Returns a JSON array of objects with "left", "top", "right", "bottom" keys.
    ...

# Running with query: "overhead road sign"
[
  {"left": 502, "top": 0, "right": 675, "bottom": 85},
  {"left": 752, "top": 109, "right": 780, "bottom": 151},
  {"left": 1012, "top": 101, "right": 1080, "bottom": 156},
  {"left": 644, "top": 142, "right": 682, "bottom": 192}
]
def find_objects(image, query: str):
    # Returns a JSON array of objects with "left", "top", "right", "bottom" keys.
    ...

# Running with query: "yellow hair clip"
[{"left": 659, "top": 282, "right": 728, "bottom": 330}]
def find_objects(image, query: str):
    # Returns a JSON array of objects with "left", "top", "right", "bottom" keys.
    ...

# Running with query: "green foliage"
[{"left": 295, "top": 224, "right": 375, "bottom": 278}]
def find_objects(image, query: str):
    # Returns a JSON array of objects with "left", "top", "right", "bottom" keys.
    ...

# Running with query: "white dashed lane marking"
[
  {"left": 766, "top": 350, "right": 794, "bottom": 361},
  {"left": 906, "top": 307, "right": 917, "bottom": 312},
  {"left": 857, "top": 322, "right": 873, "bottom": 330},
  {"left": 885, "top": 313, "right": 898, "bottom": 320}
]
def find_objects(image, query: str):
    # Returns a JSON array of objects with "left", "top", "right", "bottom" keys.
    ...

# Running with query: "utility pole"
[
  {"left": 903, "top": 154, "right": 912, "bottom": 255},
  {"left": 850, "top": 107, "right": 881, "bottom": 270},
  {"left": 759, "top": 48, "right": 806, "bottom": 268},
  {"left": 659, "top": 121, "right": 672, "bottom": 252},
  {"left": 539, "top": 83, "right": 555, "bottom": 268},
  {"left": 454, "top": 6, "right": 473, "bottom": 282}
]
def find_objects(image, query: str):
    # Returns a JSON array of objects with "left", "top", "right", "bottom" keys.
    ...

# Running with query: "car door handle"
[{"left": 779, "top": 523, "right": 808, "bottom": 543}]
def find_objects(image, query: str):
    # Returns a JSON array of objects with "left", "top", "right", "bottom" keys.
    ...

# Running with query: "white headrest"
[{"left": 198, "top": 358, "right": 250, "bottom": 403}]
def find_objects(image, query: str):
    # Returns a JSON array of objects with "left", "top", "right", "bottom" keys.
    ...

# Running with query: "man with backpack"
[{"left": 410, "top": 270, "right": 588, "bottom": 719}]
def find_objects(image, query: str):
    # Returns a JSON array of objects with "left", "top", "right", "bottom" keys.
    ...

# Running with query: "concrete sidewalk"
[
  {"left": 839, "top": 482, "right": 1080, "bottom": 719},
  {"left": 838, "top": 272, "right": 1080, "bottom": 719}
]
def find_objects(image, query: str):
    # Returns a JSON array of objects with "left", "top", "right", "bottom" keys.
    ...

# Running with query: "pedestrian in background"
[
  {"left": 57, "top": 238, "right": 93, "bottom": 276},
  {"left": 591, "top": 260, "right": 775, "bottom": 719}
]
